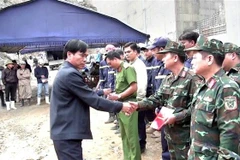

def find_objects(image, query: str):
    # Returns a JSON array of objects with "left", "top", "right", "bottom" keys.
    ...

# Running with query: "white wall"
[
  {"left": 221, "top": 0, "right": 240, "bottom": 45},
  {"left": 90, "top": 0, "right": 176, "bottom": 41}
]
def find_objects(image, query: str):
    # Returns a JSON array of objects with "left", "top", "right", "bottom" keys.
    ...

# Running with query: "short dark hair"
[
  {"left": 178, "top": 31, "right": 199, "bottom": 43},
  {"left": 201, "top": 51, "right": 224, "bottom": 67},
  {"left": 63, "top": 39, "right": 88, "bottom": 59},
  {"left": 170, "top": 53, "right": 186, "bottom": 63},
  {"left": 123, "top": 42, "right": 139, "bottom": 52},
  {"left": 115, "top": 49, "right": 124, "bottom": 56},
  {"left": 105, "top": 51, "right": 121, "bottom": 60}
]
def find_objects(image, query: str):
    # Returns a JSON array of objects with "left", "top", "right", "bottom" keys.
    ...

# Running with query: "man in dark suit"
[{"left": 50, "top": 39, "right": 135, "bottom": 160}]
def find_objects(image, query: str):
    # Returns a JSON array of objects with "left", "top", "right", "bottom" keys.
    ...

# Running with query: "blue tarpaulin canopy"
[{"left": 0, "top": 0, "right": 149, "bottom": 53}]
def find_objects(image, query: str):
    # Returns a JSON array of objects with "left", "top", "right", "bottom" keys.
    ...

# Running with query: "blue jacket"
[
  {"left": 107, "top": 67, "right": 116, "bottom": 91},
  {"left": 99, "top": 60, "right": 109, "bottom": 89},
  {"left": 50, "top": 61, "right": 122, "bottom": 140},
  {"left": 152, "top": 59, "right": 171, "bottom": 93},
  {"left": 99, "top": 60, "right": 115, "bottom": 90},
  {"left": 144, "top": 56, "right": 155, "bottom": 97},
  {"left": 184, "top": 58, "right": 192, "bottom": 69},
  {"left": 34, "top": 66, "right": 48, "bottom": 84}
]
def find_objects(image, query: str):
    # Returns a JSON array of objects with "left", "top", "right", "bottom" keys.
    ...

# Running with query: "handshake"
[
  {"left": 121, "top": 101, "right": 139, "bottom": 116},
  {"left": 104, "top": 91, "right": 139, "bottom": 116}
]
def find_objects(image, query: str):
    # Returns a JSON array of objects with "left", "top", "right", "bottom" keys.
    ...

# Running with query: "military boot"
[{"left": 20, "top": 99, "right": 24, "bottom": 107}]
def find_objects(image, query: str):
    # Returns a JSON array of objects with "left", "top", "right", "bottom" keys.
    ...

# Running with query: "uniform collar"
[
  {"left": 205, "top": 68, "right": 225, "bottom": 88},
  {"left": 177, "top": 67, "right": 188, "bottom": 78},
  {"left": 169, "top": 66, "right": 188, "bottom": 80},
  {"left": 227, "top": 63, "right": 240, "bottom": 75}
]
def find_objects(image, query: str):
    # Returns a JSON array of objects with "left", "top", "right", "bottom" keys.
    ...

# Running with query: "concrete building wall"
[
  {"left": 90, "top": 0, "right": 176, "bottom": 41},
  {"left": 223, "top": 0, "right": 240, "bottom": 45},
  {"left": 91, "top": 0, "right": 223, "bottom": 41},
  {"left": 175, "top": 0, "right": 223, "bottom": 38},
  {"left": 208, "top": 0, "right": 240, "bottom": 45}
]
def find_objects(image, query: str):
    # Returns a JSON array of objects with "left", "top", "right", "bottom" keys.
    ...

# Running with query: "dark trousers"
[
  {"left": 5, "top": 83, "right": 17, "bottom": 102},
  {"left": 53, "top": 140, "right": 83, "bottom": 160},
  {"left": 138, "top": 110, "right": 146, "bottom": 149},
  {"left": 0, "top": 90, "right": 5, "bottom": 106}
]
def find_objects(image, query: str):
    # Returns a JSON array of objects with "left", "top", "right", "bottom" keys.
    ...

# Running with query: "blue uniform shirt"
[
  {"left": 152, "top": 59, "right": 171, "bottom": 93},
  {"left": 184, "top": 58, "right": 192, "bottom": 69},
  {"left": 99, "top": 60, "right": 109, "bottom": 89},
  {"left": 144, "top": 56, "right": 155, "bottom": 97},
  {"left": 99, "top": 60, "right": 115, "bottom": 90}
]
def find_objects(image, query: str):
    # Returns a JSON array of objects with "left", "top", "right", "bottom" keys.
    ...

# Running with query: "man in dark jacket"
[
  {"left": 2, "top": 60, "right": 18, "bottom": 110},
  {"left": 50, "top": 39, "right": 135, "bottom": 160},
  {"left": 34, "top": 59, "right": 49, "bottom": 105}
]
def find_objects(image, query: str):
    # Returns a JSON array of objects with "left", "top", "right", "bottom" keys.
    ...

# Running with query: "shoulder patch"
[{"left": 224, "top": 96, "right": 238, "bottom": 111}]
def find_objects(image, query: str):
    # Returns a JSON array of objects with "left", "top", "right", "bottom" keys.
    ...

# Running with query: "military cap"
[
  {"left": 223, "top": 42, "right": 240, "bottom": 54},
  {"left": 5, "top": 59, "right": 13, "bottom": 66},
  {"left": 185, "top": 35, "right": 224, "bottom": 55},
  {"left": 158, "top": 40, "right": 185, "bottom": 56}
]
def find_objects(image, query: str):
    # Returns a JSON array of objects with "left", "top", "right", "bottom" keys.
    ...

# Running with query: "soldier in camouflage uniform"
[
  {"left": 130, "top": 40, "right": 201, "bottom": 160},
  {"left": 222, "top": 42, "right": 240, "bottom": 86},
  {"left": 186, "top": 36, "right": 240, "bottom": 159}
]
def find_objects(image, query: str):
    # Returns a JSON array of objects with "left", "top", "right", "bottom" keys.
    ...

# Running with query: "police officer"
[
  {"left": 186, "top": 36, "right": 240, "bottom": 159},
  {"left": 107, "top": 50, "right": 141, "bottom": 160},
  {"left": 222, "top": 42, "right": 240, "bottom": 86},
  {"left": 130, "top": 40, "right": 201, "bottom": 160}
]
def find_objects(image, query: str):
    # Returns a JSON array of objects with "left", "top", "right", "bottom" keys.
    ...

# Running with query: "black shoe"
[
  {"left": 141, "top": 147, "right": 146, "bottom": 154},
  {"left": 20, "top": 100, "right": 24, "bottom": 107}
]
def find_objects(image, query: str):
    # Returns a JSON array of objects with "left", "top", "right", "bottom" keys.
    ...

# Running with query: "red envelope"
[
  {"left": 150, "top": 107, "right": 174, "bottom": 130},
  {"left": 150, "top": 113, "right": 165, "bottom": 130}
]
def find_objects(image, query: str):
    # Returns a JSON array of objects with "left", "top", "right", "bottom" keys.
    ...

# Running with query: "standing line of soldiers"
[
  {"left": 130, "top": 33, "right": 240, "bottom": 160},
  {"left": 98, "top": 32, "right": 240, "bottom": 159}
]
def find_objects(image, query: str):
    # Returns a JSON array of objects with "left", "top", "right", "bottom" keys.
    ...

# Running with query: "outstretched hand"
[
  {"left": 103, "top": 88, "right": 112, "bottom": 95},
  {"left": 121, "top": 102, "right": 138, "bottom": 115},
  {"left": 129, "top": 101, "right": 138, "bottom": 110}
]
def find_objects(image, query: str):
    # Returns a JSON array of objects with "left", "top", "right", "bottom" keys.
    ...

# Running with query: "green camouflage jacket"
[
  {"left": 189, "top": 69, "right": 240, "bottom": 159},
  {"left": 227, "top": 63, "right": 240, "bottom": 87},
  {"left": 138, "top": 66, "right": 200, "bottom": 127}
]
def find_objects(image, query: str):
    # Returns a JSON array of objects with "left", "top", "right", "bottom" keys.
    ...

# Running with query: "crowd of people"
[
  {"left": 50, "top": 31, "right": 240, "bottom": 160},
  {"left": 0, "top": 58, "right": 50, "bottom": 110}
]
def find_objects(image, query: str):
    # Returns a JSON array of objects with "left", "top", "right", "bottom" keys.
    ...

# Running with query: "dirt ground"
[{"left": 0, "top": 70, "right": 162, "bottom": 160}]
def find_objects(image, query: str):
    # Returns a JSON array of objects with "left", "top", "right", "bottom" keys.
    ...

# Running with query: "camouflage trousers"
[
  {"left": 168, "top": 142, "right": 189, "bottom": 160},
  {"left": 165, "top": 124, "right": 190, "bottom": 160},
  {"left": 188, "top": 144, "right": 240, "bottom": 160}
]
